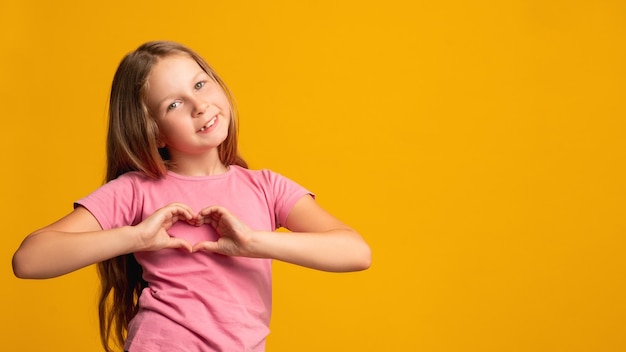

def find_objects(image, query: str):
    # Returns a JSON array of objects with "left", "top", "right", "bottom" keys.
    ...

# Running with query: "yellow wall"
[{"left": 3, "top": 0, "right": 626, "bottom": 351}]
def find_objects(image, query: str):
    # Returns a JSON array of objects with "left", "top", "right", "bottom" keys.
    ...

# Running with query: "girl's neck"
[{"left": 167, "top": 150, "right": 228, "bottom": 176}]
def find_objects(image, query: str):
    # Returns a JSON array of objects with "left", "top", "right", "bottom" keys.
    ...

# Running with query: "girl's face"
[{"left": 145, "top": 54, "right": 231, "bottom": 157}]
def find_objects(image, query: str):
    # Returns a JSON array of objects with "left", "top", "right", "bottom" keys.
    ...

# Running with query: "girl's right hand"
[{"left": 133, "top": 203, "right": 195, "bottom": 252}]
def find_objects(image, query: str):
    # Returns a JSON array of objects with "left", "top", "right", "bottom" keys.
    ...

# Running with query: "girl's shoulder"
[
  {"left": 109, "top": 171, "right": 155, "bottom": 185},
  {"left": 231, "top": 166, "right": 309, "bottom": 196},
  {"left": 230, "top": 165, "right": 290, "bottom": 183},
  {"left": 101, "top": 171, "right": 165, "bottom": 194}
]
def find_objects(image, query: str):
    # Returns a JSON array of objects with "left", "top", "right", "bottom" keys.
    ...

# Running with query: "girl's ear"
[{"left": 156, "top": 129, "right": 166, "bottom": 148}]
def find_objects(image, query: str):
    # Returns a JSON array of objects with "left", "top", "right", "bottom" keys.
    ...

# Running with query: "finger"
[
  {"left": 171, "top": 204, "right": 196, "bottom": 221},
  {"left": 196, "top": 207, "right": 222, "bottom": 227},
  {"left": 199, "top": 205, "right": 232, "bottom": 218},
  {"left": 186, "top": 217, "right": 203, "bottom": 227},
  {"left": 192, "top": 241, "right": 219, "bottom": 253},
  {"left": 165, "top": 237, "right": 193, "bottom": 253}
]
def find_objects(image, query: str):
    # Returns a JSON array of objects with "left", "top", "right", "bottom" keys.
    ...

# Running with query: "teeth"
[{"left": 199, "top": 116, "right": 217, "bottom": 132}]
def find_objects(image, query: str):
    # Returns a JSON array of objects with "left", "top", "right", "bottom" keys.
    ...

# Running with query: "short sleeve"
[
  {"left": 263, "top": 170, "right": 314, "bottom": 228},
  {"left": 74, "top": 173, "right": 142, "bottom": 230}
]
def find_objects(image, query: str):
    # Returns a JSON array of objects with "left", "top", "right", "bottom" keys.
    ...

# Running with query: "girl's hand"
[
  {"left": 134, "top": 203, "right": 195, "bottom": 252},
  {"left": 192, "top": 206, "right": 255, "bottom": 257}
]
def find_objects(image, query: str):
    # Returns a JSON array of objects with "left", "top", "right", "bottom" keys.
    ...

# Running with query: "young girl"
[{"left": 12, "top": 41, "right": 371, "bottom": 352}]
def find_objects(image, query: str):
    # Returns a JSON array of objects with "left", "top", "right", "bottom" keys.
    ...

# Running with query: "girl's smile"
[{"left": 197, "top": 115, "right": 218, "bottom": 133}]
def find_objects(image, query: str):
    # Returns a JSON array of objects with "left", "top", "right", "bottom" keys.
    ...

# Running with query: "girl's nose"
[{"left": 192, "top": 98, "right": 209, "bottom": 117}]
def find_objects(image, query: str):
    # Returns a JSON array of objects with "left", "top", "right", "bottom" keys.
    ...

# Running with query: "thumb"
[
  {"left": 192, "top": 241, "right": 219, "bottom": 253},
  {"left": 166, "top": 237, "right": 193, "bottom": 253}
]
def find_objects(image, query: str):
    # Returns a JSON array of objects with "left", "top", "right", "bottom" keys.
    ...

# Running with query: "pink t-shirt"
[{"left": 76, "top": 166, "right": 311, "bottom": 352}]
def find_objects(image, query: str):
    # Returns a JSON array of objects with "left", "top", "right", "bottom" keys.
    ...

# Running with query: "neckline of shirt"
[{"left": 166, "top": 166, "right": 235, "bottom": 181}]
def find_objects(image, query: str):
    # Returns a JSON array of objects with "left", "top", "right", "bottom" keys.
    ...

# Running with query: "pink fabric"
[{"left": 76, "top": 166, "right": 311, "bottom": 351}]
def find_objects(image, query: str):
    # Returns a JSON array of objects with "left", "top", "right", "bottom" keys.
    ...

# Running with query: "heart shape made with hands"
[{"left": 143, "top": 204, "right": 254, "bottom": 258}]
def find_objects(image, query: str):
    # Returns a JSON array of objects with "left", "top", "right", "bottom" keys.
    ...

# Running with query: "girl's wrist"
[
  {"left": 123, "top": 225, "right": 147, "bottom": 253},
  {"left": 245, "top": 230, "right": 275, "bottom": 259}
]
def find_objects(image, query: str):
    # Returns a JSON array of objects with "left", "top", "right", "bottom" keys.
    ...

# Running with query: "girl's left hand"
[{"left": 191, "top": 206, "right": 255, "bottom": 257}]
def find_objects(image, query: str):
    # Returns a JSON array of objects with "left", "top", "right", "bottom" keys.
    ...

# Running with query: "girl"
[{"left": 12, "top": 41, "right": 371, "bottom": 352}]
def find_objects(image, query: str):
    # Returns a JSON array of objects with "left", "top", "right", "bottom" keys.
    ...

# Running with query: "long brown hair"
[{"left": 98, "top": 41, "right": 247, "bottom": 352}]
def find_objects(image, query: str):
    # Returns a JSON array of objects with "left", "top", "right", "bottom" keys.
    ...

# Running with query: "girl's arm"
[
  {"left": 194, "top": 195, "right": 372, "bottom": 272},
  {"left": 13, "top": 204, "right": 196, "bottom": 279}
]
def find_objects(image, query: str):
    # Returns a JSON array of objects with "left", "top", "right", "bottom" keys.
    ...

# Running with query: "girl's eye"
[
  {"left": 167, "top": 102, "right": 181, "bottom": 111},
  {"left": 195, "top": 81, "right": 206, "bottom": 90}
]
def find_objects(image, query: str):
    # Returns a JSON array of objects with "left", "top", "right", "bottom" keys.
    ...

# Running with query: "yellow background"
[{"left": 2, "top": 0, "right": 626, "bottom": 351}]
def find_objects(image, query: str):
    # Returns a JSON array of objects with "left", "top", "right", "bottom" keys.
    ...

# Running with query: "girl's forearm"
[
  {"left": 12, "top": 226, "right": 138, "bottom": 279},
  {"left": 249, "top": 229, "right": 372, "bottom": 272}
]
